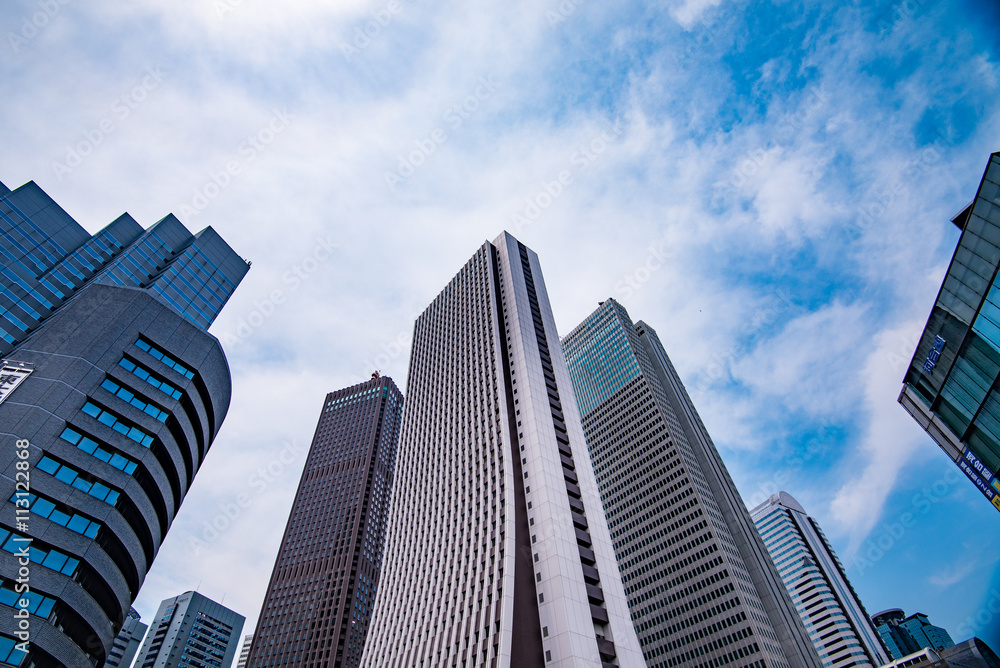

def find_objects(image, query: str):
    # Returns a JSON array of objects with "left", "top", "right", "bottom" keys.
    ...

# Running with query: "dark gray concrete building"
[
  {"left": 0, "top": 179, "right": 248, "bottom": 667},
  {"left": 246, "top": 375, "right": 403, "bottom": 668},
  {"left": 562, "top": 299, "right": 822, "bottom": 668},
  {"left": 132, "top": 591, "right": 244, "bottom": 668}
]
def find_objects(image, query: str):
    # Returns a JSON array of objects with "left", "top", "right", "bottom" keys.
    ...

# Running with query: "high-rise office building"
[
  {"left": 361, "top": 233, "right": 644, "bottom": 667},
  {"left": 234, "top": 634, "right": 253, "bottom": 668},
  {"left": 106, "top": 607, "right": 149, "bottom": 668},
  {"left": 899, "top": 151, "right": 1000, "bottom": 513},
  {"left": 561, "top": 299, "right": 821, "bottom": 668},
  {"left": 132, "top": 591, "right": 245, "bottom": 668},
  {"left": 750, "top": 493, "right": 887, "bottom": 668},
  {"left": 872, "top": 610, "right": 955, "bottom": 660},
  {"left": 246, "top": 375, "right": 403, "bottom": 668},
  {"left": 0, "top": 179, "right": 248, "bottom": 667},
  {"left": 873, "top": 609, "right": 921, "bottom": 660}
]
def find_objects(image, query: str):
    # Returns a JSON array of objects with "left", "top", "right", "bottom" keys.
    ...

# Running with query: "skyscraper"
[
  {"left": 899, "top": 151, "right": 1000, "bottom": 513},
  {"left": 132, "top": 591, "right": 245, "bottom": 668},
  {"left": 234, "top": 634, "right": 253, "bottom": 668},
  {"left": 561, "top": 299, "right": 821, "bottom": 668},
  {"left": 0, "top": 179, "right": 248, "bottom": 667},
  {"left": 105, "top": 607, "right": 149, "bottom": 668},
  {"left": 361, "top": 233, "right": 644, "bottom": 667},
  {"left": 246, "top": 375, "right": 403, "bottom": 668},
  {"left": 872, "top": 610, "right": 955, "bottom": 660},
  {"left": 750, "top": 492, "right": 887, "bottom": 668}
]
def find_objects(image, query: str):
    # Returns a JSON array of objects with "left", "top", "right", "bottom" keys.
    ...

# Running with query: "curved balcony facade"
[{"left": 0, "top": 284, "right": 233, "bottom": 668}]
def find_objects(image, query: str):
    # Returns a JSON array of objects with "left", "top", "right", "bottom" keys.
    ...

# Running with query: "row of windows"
[
  {"left": 98, "top": 378, "right": 169, "bottom": 421},
  {"left": 82, "top": 400, "right": 157, "bottom": 446},
  {"left": 119, "top": 356, "right": 183, "bottom": 400},
  {"left": 136, "top": 337, "right": 195, "bottom": 378},
  {"left": 0, "top": 634, "right": 27, "bottom": 667},
  {"left": 60, "top": 426, "right": 139, "bottom": 474},
  {"left": 0, "top": 528, "right": 79, "bottom": 576},
  {"left": 35, "top": 456, "right": 121, "bottom": 505},
  {"left": 0, "top": 581, "right": 55, "bottom": 619},
  {"left": 10, "top": 492, "right": 101, "bottom": 538}
]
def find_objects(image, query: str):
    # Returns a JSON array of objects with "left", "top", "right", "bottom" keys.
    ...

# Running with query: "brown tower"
[{"left": 246, "top": 375, "right": 403, "bottom": 668}]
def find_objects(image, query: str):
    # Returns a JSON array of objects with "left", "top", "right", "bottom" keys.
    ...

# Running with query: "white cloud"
[
  {"left": 730, "top": 301, "right": 871, "bottom": 416},
  {"left": 669, "top": 0, "right": 725, "bottom": 30},
  {"left": 829, "top": 320, "right": 938, "bottom": 559},
  {"left": 928, "top": 560, "right": 978, "bottom": 588}
]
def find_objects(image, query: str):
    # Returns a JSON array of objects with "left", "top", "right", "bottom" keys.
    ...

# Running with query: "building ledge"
[{"left": 898, "top": 385, "right": 963, "bottom": 462}]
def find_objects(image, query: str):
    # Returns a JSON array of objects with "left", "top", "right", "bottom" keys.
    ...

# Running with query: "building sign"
[
  {"left": 958, "top": 447, "right": 1000, "bottom": 512},
  {"left": 922, "top": 336, "right": 946, "bottom": 374},
  {"left": 0, "top": 360, "right": 33, "bottom": 406}
]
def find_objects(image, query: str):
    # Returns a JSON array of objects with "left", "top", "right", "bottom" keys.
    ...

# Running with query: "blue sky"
[{"left": 2, "top": 0, "right": 998, "bottom": 653}]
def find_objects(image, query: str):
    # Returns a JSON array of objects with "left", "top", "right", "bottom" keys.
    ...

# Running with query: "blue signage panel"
[
  {"left": 922, "top": 336, "right": 946, "bottom": 374},
  {"left": 959, "top": 447, "right": 1000, "bottom": 512}
]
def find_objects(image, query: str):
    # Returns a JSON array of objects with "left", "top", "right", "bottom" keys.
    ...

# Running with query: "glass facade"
[
  {"left": 900, "top": 614, "right": 955, "bottom": 654},
  {"left": 901, "top": 152, "right": 1000, "bottom": 512},
  {"left": 563, "top": 299, "right": 642, "bottom": 416},
  {"left": 0, "top": 181, "right": 248, "bottom": 353},
  {"left": 872, "top": 610, "right": 954, "bottom": 660}
]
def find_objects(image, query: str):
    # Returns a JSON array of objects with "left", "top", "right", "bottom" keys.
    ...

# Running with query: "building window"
[
  {"left": 0, "top": 634, "right": 29, "bottom": 667},
  {"left": 118, "top": 357, "right": 184, "bottom": 399},
  {"left": 60, "top": 426, "right": 138, "bottom": 474},
  {"left": 98, "top": 379, "right": 169, "bottom": 422},
  {"left": 10, "top": 492, "right": 101, "bottom": 538},
  {"left": 135, "top": 337, "right": 195, "bottom": 378},
  {"left": 81, "top": 401, "right": 156, "bottom": 446},
  {"left": 0, "top": 528, "right": 79, "bottom": 577},
  {"left": 35, "top": 456, "right": 121, "bottom": 505},
  {"left": 0, "top": 582, "right": 55, "bottom": 619}
]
